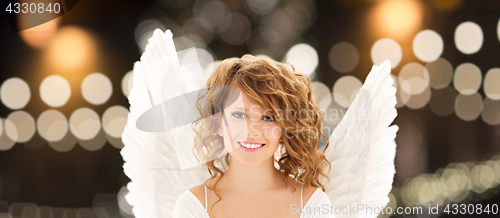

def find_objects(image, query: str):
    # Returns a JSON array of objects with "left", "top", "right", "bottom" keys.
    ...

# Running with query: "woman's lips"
[{"left": 237, "top": 141, "right": 266, "bottom": 153}]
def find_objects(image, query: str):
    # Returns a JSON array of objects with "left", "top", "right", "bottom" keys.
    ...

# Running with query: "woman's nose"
[{"left": 243, "top": 120, "right": 262, "bottom": 137}]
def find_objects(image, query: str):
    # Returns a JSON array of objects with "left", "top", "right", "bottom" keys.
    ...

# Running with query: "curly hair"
[{"left": 191, "top": 54, "right": 331, "bottom": 217}]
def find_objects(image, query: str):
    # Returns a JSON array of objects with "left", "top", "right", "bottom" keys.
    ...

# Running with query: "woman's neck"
[{"left": 216, "top": 157, "right": 289, "bottom": 193}]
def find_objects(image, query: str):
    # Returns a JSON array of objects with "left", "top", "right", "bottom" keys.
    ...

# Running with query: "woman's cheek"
[{"left": 268, "top": 124, "right": 282, "bottom": 140}]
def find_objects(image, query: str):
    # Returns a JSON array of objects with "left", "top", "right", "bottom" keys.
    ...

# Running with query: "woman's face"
[{"left": 217, "top": 86, "right": 282, "bottom": 166}]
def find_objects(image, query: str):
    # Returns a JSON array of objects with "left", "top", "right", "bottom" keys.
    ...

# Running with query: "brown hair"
[{"left": 191, "top": 54, "right": 331, "bottom": 216}]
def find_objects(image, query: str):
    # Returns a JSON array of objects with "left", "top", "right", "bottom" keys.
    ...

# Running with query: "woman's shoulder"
[
  {"left": 188, "top": 184, "right": 206, "bottom": 208},
  {"left": 304, "top": 186, "right": 332, "bottom": 206}
]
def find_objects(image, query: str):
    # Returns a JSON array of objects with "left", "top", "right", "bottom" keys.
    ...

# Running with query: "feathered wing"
[
  {"left": 121, "top": 29, "right": 210, "bottom": 218},
  {"left": 321, "top": 60, "right": 399, "bottom": 218}
]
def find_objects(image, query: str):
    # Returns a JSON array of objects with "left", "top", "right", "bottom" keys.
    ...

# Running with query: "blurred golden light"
[
  {"left": 204, "top": 60, "right": 221, "bottom": 79},
  {"left": 46, "top": 26, "right": 96, "bottom": 71},
  {"left": 431, "top": 0, "right": 463, "bottom": 11},
  {"left": 38, "top": 206, "right": 53, "bottom": 218},
  {"left": 5, "top": 111, "right": 36, "bottom": 143},
  {"left": 78, "top": 127, "right": 106, "bottom": 151},
  {"left": 371, "top": 0, "right": 423, "bottom": 40},
  {"left": 311, "top": 82, "right": 332, "bottom": 111},
  {"left": 77, "top": 208, "right": 95, "bottom": 218},
  {"left": 0, "top": 118, "right": 15, "bottom": 151},
  {"left": 484, "top": 68, "right": 500, "bottom": 100},
  {"left": 0, "top": 78, "right": 31, "bottom": 110},
  {"left": 455, "top": 93, "right": 483, "bottom": 121},
  {"left": 426, "top": 58, "right": 453, "bottom": 89},
  {"left": 413, "top": 30, "right": 444, "bottom": 63},
  {"left": 39, "top": 75, "right": 71, "bottom": 107},
  {"left": 37, "top": 109, "right": 68, "bottom": 142},
  {"left": 399, "top": 63, "right": 430, "bottom": 95},
  {"left": 121, "top": 71, "right": 133, "bottom": 97},
  {"left": 397, "top": 85, "right": 411, "bottom": 108},
  {"left": 81, "top": 73, "right": 112, "bottom": 105},
  {"left": 333, "top": 75, "right": 362, "bottom": 108},
  {"left": 107, "top": 134, "right": 124, "bottom": 149},
  {"left": 48, "top": 130, "right": 77, "bottom": 152},
  {"left": 18, "top": 7, "right": 61, "bottom": 49},
  {"left": 117, "top": 186, "right": 133, "bottom": 215},
  {"left": 328, "top": 42, "right": 359, "bottom": 73},
  {"left": 406, "top": 86, "right": 431, "bottom": 109},
  {"left": 285, "top": 43, "right": 318, "bottom": 78},
  {"left": 69, "top": 108, "right": 101, "bottom": 140},
  {"left": 102, "top": 106, "right": 128, "bottom": 138},
  {"left": 481, "top": 98, "right": 500, "bottom": 125},
  {"left": 455, "top": 22, "right": 483, "bottom": 55},
  {"left": 497, "top": 19, "right": 500, "bottom": 43},
  {"left": 453, "top": 63, "right": 482, "bottom": 95},
  {"left": 371, "top": 38, "right": 402, "bottom": 69}
]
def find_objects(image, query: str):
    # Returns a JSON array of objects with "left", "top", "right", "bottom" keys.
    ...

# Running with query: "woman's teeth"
[{"left": 239, "top": 142, "right": 264, "bottom": 149}]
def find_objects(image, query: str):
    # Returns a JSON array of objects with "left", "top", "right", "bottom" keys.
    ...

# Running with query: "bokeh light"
[
  {"left": 39, "top": 75, "right": 71, "bottom": 107},
  {"left": 204, "top": 60, "right": 221, "bottom": 79},
  {"left": 310, "top": 82, "right": 332, "bottom": 111},
  {"left": 333, "top": 75, "right": 362, "bottom": 108},
  {"left": 46, "top": 26, "right": 96, "bottom": 71},
  {"left": 37, "top": 109, "right": 68, "bottom": 142},
  {"left": 285, "top": 43, "right": 318, "bottom": 78},
  {"left": 406, "top": 86, "right": 431, "bottom": 110},
  {"left": 481, "top": 98, "right": 500, "bottom": 125},
  {"left": 454, "top": 22, "right": 483, "bottom": 55},
  {"left": 195, "top": 0, "right": 229, "bottom": 31},
  {"left": 430, "top": 0, "right": 464, "bottom": 12},
  {"left": 371, "top": 38, "right": 402, "bottom": 69},
  {"left": 455, "top": 93, "right": 483, "bottom": 121},
  {"left": 78, "top": 128, "right": 106, "bottom": 151},
  {"left": 453, "top": 63, "right": 482, "bottom": 95},
  {"left": 483, "top": 68, "right": 500, "bottom": 100},
  {"left": 69, "top": 108, "right": 101, "bottom": 140},
  {"left": 48, "top": 130, "right": 77, "bottom": 152},
  {"left": 107, "top": 134, "right": 124, "bottom": 149},
  {"left": 5, "top": 111, "right": 36, "bottom": 143},
  {"left": 0, "top": 78, "right": 31, "bottom": 110},
  {"left": 328, "top": 42, "right": 359, "bottom": 73},
  {"left": 0, "top": 118, "right": 15, "bottom": 151},
  {"left": 117, "top": 186, "right": 133, "bottom": 215},
  {"left": 399, "top": 63, "right": 430, "bottom": 95},
  {"left": 425, "top": 58, "right": 453, "bottom": 89},
  {"left": 246, "top": 0, "right": 279, "bottom": 14},
  {"left": 413, "top": 30, "right": 443, "bottom": 62},
  {"left": 121, "top": 71, "right": 133, "bottom": 97},
  {"left": 81, "top": 73, "right": 113, "bottom": 105},
  {"left": 219, "top": 13, "right": 251, "bottom": 45},
  {"left": 102, "top": 106, "right": 128, "bottom": 138},
  {"left": 371, "top": 0, "right": 423, "bottom": 40},
  {"left": 497, "top": 19, "right": 500, "bottom": 43},
  {"left": 135, "top": 19, "right": 165, "bottom": 53}
]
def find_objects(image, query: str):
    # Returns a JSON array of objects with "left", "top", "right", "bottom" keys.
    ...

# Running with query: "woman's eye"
[
  {"left": 231, "top": 111, "right": 246, "bottom": 119},
  {"left": 262, "top": 115, "right": 274, "bottom": 122}
]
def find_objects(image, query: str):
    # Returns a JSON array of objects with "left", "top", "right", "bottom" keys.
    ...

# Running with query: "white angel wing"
[
  {"left": 121, "top": 29, "right": 211, "bottom": 218},
  {"left": 321, "top": 60, "right": 399, "bottom": 218}
]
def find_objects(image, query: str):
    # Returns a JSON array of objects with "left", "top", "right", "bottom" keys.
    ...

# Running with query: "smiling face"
[{"left": 217, "top": 86, "right": 282, "bottom": 166}]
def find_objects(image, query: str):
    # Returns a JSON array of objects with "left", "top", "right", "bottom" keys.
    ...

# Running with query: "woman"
[{"left": 173, "top": 55, "right": 334, "bottom": 218}]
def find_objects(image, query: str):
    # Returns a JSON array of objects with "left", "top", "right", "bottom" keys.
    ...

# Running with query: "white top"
[{"left": 173, "top": 183, "right": 335, "bottom": 218}]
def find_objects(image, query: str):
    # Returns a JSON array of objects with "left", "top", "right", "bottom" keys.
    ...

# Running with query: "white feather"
[
  {"left": 121, "top": 29, "right": 210, "bottom": 218},
  {"left": 321, "top": 60, "right": 399, "bottom": 218}
]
